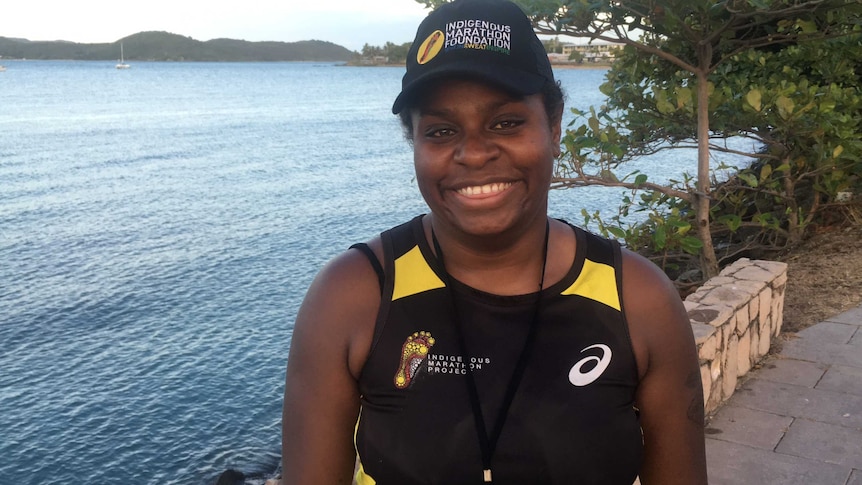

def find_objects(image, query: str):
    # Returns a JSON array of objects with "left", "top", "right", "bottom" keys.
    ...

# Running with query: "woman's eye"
[
  {"left": 493, "top": 119, "right": 523, "bottom": 130},
  {"left": 426, "top": 127, "right": 456, "bottom": 138}
]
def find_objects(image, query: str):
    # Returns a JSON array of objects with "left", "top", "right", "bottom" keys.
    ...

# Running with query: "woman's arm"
[
  {"left": 621, "top": 250, "right": 708, "bottom": 485},
  {"left": 282, "top": 248, "right": 380, "bottom": 484}
]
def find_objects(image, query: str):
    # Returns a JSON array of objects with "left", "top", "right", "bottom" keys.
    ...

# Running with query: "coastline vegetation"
[
  {"left": 0, "top": 31, "right": 354, "bottom": 62},
  {"left": 350, "top": 38, "right": 615, "bottom": 67},
  {"left": 350, "top": 41, "right": 412, "bottom": 65},
  {"left": 520, "top": 0, "right": 862, "bottom": 285}
]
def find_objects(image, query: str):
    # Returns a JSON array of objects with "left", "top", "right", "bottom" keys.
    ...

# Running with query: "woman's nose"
[{"left": 454, "top": 131, "right": 498, "bottom": 167}]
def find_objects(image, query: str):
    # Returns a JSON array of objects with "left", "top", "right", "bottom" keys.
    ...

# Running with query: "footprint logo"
[{"left": 394, "top": 331, "right": 435, "bottom": 389}]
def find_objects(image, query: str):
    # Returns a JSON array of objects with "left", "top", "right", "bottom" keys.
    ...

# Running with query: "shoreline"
[
  {"left": 551, "top": 63, "right": 611, "bottom": 69},
  {"left": 345, "top": 61, "right": 612, "bottom": 69}
]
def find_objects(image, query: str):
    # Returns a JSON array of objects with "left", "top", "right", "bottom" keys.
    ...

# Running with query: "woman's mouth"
[{"left": 456, "top": 182, "right": 513, "bottom": 197}]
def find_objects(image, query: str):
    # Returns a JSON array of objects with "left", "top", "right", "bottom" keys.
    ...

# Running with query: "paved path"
[{"left": 705, "top": 303, "right": 862, "bottom": 484}]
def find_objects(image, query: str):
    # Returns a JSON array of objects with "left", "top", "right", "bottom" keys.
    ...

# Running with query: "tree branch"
[{"left": 550, "top": 175, "right": 693, "bottom": 202}]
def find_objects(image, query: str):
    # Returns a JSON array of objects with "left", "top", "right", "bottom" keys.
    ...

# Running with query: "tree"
[
  {"left": 564, "top": 30, "right": 862, "bottom": 274},
  {"left": 706, "top": 32, "right": 862, "bottom": 245},
  {"left": 361, "top": 43, "right": 383, "bottom": 57},
  {"left": 359, "top": 41, "right": 412, "bottom": 63},
  {"left": 568, "top": 49, "right": 585, "bottom": 63},
  {"left": 513, "top": 0, "right": 862, "bottom": 278},
  {"left": 543, "top": 36, "right": 564, "bottom": 53}
]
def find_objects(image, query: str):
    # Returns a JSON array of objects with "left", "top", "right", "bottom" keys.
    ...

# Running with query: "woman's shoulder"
[
  {"left": 620, "top": 248, "right": 679, "bottom": 301},
  {"left": 618, "top": 246, "right": 693, "bottom": 378}
]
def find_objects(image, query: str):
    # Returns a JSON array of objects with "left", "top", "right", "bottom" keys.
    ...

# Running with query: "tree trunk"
[
  {"left": 783, "top": 161, "right": 802, "bottom": 243},
  {"left": 695, "top": 66, "right": 720, "bottom": 278}
]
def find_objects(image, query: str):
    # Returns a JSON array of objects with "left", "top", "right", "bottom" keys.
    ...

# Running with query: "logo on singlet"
[
  {"left": 568, "top": 344, "right": 612, "bottom": 387},
  {"left": 394, "top": 331, "right": 435, "bottom": 389}
]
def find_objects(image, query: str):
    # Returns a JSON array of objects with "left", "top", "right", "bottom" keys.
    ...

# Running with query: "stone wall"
[{"left": 685, "top": 258, "right": 788, "bottom": 414}]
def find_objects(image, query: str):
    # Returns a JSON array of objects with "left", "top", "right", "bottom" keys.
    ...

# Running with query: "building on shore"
[{"left": 559, "top": 43, "right": 618, "bottom": 64}]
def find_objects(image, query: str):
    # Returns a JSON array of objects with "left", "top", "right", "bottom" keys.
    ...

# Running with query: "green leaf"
[
  {"left": 759, "top": 164, "right": 773, "bottom": 182},
  {"left": 797, "top": 19, "right": 817, "bottom": 33},
  {"left": 608, "top": 227, "right": 627, "bottom": 239},
  {"left": 738, "top": 172, "right": 759, "bottom": 187},
  {"left": 674, "top": 221, "right": 692, "bottom": 236},
  {"left": 600, "top": 169, "right": 619, "bottom": 182},
  {"left": 653, "top": 228, "right": 667, "bottom": 250},
  {"left": 654, "top": 90, "right": 674, "bottom": 114},
  {"left": 776, "top": 96, "right": 795, "bottom": 120},
  {"left": 634, "top": 174, "right": 648, "bottom": 186},
  {"left": 599, "top": 81, "right": 615, "bottom": 97},
  {"left": 676, "top": 87, "right": 692, "bottom": 109},
  {"left": 718, "top": 214, "right": 742, "bottom": 232},
  {"left": 680, "top": 236, "right": 704, "bottom": 255},
  {"left": 745, "top": 89, "right": 762, "bottom": 112}
]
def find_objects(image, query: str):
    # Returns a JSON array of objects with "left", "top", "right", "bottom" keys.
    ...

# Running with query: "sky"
[{"left": 2, "top": 0, "right": 432, "bottom": 52}]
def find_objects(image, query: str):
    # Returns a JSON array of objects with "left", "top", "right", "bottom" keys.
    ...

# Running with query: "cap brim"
[{"left": 391, "top": 60, "right": 547, "bottom": 114}]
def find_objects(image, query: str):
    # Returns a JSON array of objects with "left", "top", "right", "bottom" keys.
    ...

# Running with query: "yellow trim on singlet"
[
  {"left": 354, "top": 410, "right": 377, "bottom": 484},
  {"left": 355, "top": 460, "right": 377, "bottom": 485},
  {"left": 392, "top": 245, "right": 445, "bottom": 301},
  {"left": 561, "top": 258, "right": 621, "bottom": 311}
]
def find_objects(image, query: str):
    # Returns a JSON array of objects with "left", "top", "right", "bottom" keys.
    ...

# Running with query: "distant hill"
[{"left": 0, "top": 31, "right": 355, "bottom": 62}]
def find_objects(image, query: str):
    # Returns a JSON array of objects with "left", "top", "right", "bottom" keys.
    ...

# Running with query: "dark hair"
[{"left": 398, "top": 79, "right": 566, "bottom": 141}]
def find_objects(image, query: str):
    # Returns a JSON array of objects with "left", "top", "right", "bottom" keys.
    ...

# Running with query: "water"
[{"left": 0, "top": 61, "right": 749, "bottom": 485}]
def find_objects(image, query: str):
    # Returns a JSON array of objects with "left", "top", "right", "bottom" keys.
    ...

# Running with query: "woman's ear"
[{"left": 551, "top": 108, "right": 563, "bottom": 158}]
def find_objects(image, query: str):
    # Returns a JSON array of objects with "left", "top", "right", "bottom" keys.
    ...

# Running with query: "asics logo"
[{"left": 568, "top": 344, "right": 612, "bottom": 387}]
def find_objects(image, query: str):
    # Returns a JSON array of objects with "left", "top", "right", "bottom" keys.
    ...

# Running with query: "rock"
[{"left": 215, "top": 469, "right": 245, "bottom": 485}]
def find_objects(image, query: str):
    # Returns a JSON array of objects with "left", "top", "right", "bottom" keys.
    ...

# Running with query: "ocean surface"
[{"left": 0, "top": 61, "right": 749, "bottom": 484}]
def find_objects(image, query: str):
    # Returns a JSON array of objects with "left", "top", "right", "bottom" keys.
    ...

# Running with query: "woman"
[{"left": 282, "top": 1, "right": 707, "bottom": 483}]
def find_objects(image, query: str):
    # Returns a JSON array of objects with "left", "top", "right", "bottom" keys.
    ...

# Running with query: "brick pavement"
[{"left": 705, "top": 304, "right": 862, "bottom": 484}]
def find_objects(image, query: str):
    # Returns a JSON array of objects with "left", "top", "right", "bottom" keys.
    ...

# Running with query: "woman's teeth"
[{"left": 457, "top": 182, "right": 512, "bottom": 196}]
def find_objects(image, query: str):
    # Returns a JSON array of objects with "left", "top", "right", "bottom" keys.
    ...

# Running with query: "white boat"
[
  {"left": 116, "top": 43, "right": 130, "bottom": 69},
  {"left": 0, "top": 65, "right": 6, "bottom": 72}
]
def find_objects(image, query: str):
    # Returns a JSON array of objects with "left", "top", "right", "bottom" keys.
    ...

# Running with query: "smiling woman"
[{"left": 280, "top": 1, "right": 708, "bottom": 484}]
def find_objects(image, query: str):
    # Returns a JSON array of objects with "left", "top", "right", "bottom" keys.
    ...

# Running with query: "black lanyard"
[{"left": 431, "top": 221, "right": 549, "bottom": 484}]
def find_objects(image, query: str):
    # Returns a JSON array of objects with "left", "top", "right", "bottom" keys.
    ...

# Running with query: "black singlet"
[{"left": 353, "top": 216, "right": 642, "bottom": 485}]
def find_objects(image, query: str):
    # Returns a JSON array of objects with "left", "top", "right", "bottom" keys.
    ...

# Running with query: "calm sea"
[{"left": 0, "top": 61, "right": 747, "bottom": 485}]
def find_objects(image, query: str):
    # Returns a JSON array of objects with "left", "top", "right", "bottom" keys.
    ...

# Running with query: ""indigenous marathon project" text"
[{"left": 426, "top": 353, "right": 491, "bottom": 375}]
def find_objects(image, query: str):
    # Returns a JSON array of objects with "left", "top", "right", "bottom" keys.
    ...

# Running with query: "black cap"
[{"left": 392, "top": 0, "right": 554, "bottom": 114}]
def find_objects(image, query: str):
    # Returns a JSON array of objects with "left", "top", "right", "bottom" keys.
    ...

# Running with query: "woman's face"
[{"left": 410, "top": 78, "right": 561, "bottom": 239}]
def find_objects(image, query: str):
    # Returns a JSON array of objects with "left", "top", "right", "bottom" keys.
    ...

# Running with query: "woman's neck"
[{"left": 424, "top": 214, "right": 552, "bottom": 295}]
